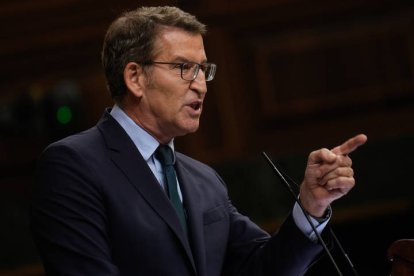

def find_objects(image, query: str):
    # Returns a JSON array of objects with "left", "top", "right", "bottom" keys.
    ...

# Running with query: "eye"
[
  {"left": 199, "top": 64, "right": 207, "bottom": 72},
  {"left": 181, "top": 62, "right": 195, "bottom": 72},
  {"left": 173, "top": 63, "right": 183, "bottom": 69}
]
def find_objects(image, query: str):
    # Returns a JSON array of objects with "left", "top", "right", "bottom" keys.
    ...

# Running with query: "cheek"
[
  {"left": 149, "top": 90, "right": 179, "bottom": 114},
  {"left": 156, "top": 97, "right": 184, "bottom": 123},
  {"left": 147, "top": 83, "right": 188, "bottom": 121}
]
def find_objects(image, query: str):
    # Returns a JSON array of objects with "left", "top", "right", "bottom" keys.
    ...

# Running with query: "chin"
[
  {"left": 186, "top": 125, "right": 200, "bottom": 134},
  {"left": 171, "top": 117, "right": 200, "bottom": 137},
  {"left": 177, "top": 123, "right": 199, "bottom": 136}
]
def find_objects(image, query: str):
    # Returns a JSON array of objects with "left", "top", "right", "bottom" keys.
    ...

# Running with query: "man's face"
[{"left": 135, "top": 27, "right": 208, "bottom": 143}]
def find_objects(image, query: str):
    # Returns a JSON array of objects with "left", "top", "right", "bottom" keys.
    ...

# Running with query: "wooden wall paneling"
[
  {"left": 204, "top": 28, "right": 252, "bottom": 161},
  {"left": 252, "top": 14, "right": 414, "bottom": 118},
  {"left": 226, "top": 4, "right": 414, "bottom": 156}
]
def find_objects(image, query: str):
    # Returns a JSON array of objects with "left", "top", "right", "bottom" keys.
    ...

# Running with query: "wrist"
[
  {"left": 310, "top": 206, "right": 332, "bottom": 222},
  {"left": 298, "top": 193, "right": 330, "bottom": 218}
]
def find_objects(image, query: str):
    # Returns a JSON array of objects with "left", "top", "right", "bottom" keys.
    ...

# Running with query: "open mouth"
[{"left": 189, "top": 101, "right": 202, "bottom": 111}]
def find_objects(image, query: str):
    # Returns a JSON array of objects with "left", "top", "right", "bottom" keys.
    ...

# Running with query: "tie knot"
[{"left": 155, "top": 145, "right": 174, "bottom": 166}]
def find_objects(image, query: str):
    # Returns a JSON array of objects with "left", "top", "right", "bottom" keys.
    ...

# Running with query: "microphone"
[{"left": 261, "top": 152, "right": 358, "bottom": 276}]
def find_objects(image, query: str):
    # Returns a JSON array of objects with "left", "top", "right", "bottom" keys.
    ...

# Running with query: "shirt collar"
[{"left": 110, "top": 105, "right": 175, "bottom": 162}]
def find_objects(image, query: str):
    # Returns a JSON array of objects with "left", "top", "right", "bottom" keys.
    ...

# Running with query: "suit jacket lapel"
[
  {"left": 96, "top": 111, "right": 196, "bottom": 273},
  {"left": 175, "top": 157, "right": 206, "bottom": 276}
]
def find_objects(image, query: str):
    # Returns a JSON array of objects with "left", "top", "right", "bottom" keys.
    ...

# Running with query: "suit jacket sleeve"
[
  {"left": 30, "top": 142, "right": 120, "bottom": 275},
  {"left": 213, "top": 172, "right": 325, "bottom": 276}
]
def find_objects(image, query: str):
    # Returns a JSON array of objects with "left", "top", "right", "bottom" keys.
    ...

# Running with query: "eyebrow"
[{"left": 171, "top": 56, "right": 208, "bottom": 64}]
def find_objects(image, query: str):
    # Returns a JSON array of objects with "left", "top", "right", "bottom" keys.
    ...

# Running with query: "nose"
[{"left": 189, "top": 70, "right": 207, "bottom": 95}]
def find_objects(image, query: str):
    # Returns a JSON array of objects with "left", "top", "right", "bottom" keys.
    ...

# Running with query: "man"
[{"left": 30, "top": 6, "right": 367, "bottom": 276}]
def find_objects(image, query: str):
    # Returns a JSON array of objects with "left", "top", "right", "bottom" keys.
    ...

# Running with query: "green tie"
[{"left": 155, "top": 145, "right": 187, "bottom": 235}]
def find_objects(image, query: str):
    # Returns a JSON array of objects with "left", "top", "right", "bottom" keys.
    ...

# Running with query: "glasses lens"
[
  {"left": 180, "top": 62, "right": 217, "bottom": 81},
  {"left": 204, "top": 64, "right": 216, "bottom": 82},
  {"left": 180, "top": 63, "right": 198, "bottom": 81}
]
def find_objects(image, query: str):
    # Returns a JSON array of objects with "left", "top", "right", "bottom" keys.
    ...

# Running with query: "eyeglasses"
[{"left": 146, "top": 61, "right": 217, "bottom": 82}]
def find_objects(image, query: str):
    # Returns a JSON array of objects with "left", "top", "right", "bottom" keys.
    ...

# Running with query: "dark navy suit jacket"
[{"left": 30, "top": 110, "right": 324, "bottom": 275}]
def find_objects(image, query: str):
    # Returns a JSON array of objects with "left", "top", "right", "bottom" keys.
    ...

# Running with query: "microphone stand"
[{"left": 262, "top": 152, "right": 358, "bottom": 276}]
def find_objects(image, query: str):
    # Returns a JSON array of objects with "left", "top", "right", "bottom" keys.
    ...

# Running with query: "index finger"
[{"left": 331, "top": 134, "right": 368, "bottom": 155}]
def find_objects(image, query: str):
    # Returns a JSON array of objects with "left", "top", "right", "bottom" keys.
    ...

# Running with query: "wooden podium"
[{"left": 388, "top": 239, "right": 414, "bottom": 276}]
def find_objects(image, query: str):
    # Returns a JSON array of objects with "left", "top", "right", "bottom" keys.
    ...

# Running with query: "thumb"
[{"left": 308, "top": 148, "right": 336, "bottom": 165}]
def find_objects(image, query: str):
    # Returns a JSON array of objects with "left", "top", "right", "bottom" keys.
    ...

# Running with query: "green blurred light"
[{"left": 56, "top": 106, "right": 72, "bottom": 125}]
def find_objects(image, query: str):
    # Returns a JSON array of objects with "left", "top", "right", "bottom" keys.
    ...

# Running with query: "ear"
[{"left": 123, "top": 62, "right": 146, "bottom": 98}]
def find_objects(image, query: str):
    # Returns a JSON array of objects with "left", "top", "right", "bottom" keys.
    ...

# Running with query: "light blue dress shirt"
[
  {"left": 110, "top": 105, "right": 183, "bottom": 201},
  {"left": 110, "top": 104, "right": 328, "bottom": 241}
]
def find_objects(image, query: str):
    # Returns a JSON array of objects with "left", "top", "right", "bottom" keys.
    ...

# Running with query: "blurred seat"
[{"left": 388, "top": 239, "right": 414, "bottom": 276}]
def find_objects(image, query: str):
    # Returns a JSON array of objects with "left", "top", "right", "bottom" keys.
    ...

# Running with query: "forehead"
[{"left": 153, "top": 26, "right": 206, "bottom": 62}]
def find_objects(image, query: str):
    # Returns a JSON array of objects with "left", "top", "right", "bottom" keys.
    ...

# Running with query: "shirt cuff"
[{"left": 292, "top": 202, "right": 331, "bottom": 242}]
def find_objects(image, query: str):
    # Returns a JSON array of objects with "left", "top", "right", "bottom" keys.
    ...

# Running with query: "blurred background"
[{"left": 1, "top": 0, "right": 413, "bottom": 275}]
